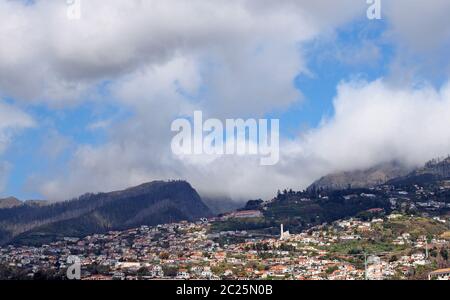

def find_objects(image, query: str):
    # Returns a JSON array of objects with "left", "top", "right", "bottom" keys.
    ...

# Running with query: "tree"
[
  {"left": 325, "top": 266, "right": 339, "bottom": 275},
  {"left": 440, "top": 248, "right": 448, "bottom": 261},
  {"left": 389, "top": 255, "right": 398, "bottom": 263},
  {"left": 137, "top": 267, "right": 149, "bottom": 276},
  {"left": 162, "top": 265, "right": 177, "bottom": 277}
]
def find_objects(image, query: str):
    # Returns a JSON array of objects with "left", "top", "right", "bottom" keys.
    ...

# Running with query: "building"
[
  {"left": 428, "top": 268, "right": 450, "bottom": 280},
  {"left": 280, "top": 224, "right": 290, "bottom": 241},
  {"left": 222, "top": 210, "right": 263, "bottom": 220}
]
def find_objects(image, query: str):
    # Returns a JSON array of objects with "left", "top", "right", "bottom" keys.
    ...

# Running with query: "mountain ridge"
[
  {"left": 0, "top": 180, "right": 211, "bottom": 245},
  {"left": 307, "top": 161, "right": 413, "bottom": 191},
  {"left": 0, "top": 197, "right": 22, "bottom": 209}
]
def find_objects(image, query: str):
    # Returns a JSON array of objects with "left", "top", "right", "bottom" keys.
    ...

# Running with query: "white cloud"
[
  {"left": 384, "top": 0, "right": 450, "bottom": 53},
  {"left": 299, "top": 79, "right": 450, "bottom": 171},
  {"left": 36, "top": 78, "right": 450, "bottom": 201},
  {"left": 2, "top": 0, "right": 362, "bottom": 197},
  {"left": 0, "top": 0, "right": 366, "bottom": 107},
  {"left": 0, "top": 101, "right": 35, "bottom": 153},
  {"left": 383, "top": 0, "right": 450, "bottom": 83},
  {"left": 3, "top": 1, "right": 450, "bottom": 201}
]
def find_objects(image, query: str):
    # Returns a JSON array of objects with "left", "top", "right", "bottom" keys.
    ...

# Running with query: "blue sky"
[
  {"left": 1, "top": 16, "right": 391, "bottom": 199},
  {"left": 281, "top": 19, "right": 392, "bottom": 136},
  {"left": 1, "top": 1, "right": 450, "bottom": 200},
  {"left": 4, "top": 103, "right": 117, "bottom": 199}
]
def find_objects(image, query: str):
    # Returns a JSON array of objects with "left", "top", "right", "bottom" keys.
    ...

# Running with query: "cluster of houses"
[{"left": 0, "top": 212, "right": 448, "bottom": 280}]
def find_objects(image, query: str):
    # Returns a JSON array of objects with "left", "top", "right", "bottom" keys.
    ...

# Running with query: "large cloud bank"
[{"left": 1, "top": 1, "right": 450, "bottom": 200}]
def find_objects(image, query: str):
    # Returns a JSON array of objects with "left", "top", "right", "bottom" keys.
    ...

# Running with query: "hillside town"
[{"left": 0, "top": 212, "right": 448, "bottom": 280}]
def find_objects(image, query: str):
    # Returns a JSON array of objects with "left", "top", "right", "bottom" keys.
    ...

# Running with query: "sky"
[{"left": 1, "top": 0, "right": 450, "bottom": 202}]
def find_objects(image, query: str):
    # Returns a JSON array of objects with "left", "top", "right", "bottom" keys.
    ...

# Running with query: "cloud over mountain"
[{"left": 1, "top": 1, "right": 450, "bottom": 201}]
